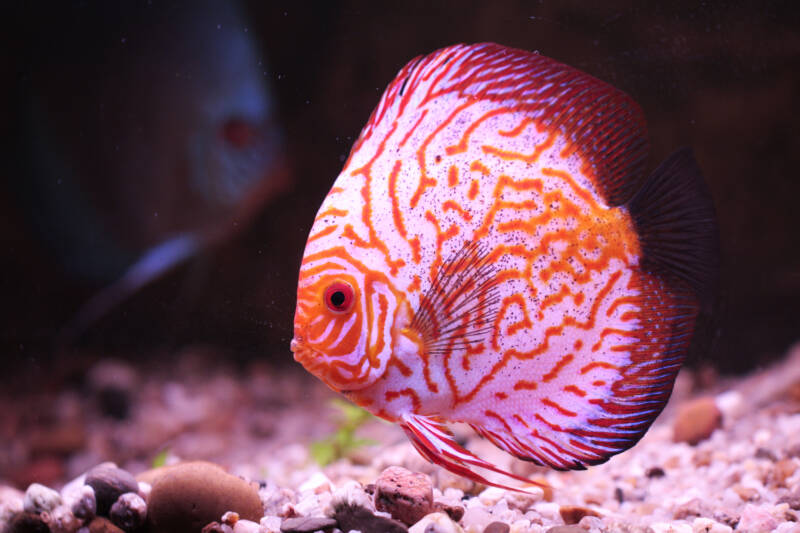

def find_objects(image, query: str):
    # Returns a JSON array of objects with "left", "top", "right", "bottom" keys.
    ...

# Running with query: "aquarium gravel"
[{"left": 2, "top": 343, "right": 800, "bottom": 532}]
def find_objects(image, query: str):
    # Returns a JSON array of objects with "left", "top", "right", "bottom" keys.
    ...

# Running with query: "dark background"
[{"left": 3, "top": 0, "right": 799, "bottom": 381}]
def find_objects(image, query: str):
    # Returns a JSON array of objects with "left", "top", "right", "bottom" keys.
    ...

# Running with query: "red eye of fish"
[
  {"left": 221, "top": 118, "right": 256, "bottom": 148},
  {"left": 324, "top": 282, "right": 354, "bottom": 313}
]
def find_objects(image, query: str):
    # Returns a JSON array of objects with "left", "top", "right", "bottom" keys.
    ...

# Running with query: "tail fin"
[{"left": 627, "top": 148, "right": 719, "bottom": 306}]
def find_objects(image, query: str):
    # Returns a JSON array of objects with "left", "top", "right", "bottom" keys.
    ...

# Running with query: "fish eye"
[{"left": 323, "top": 281, "right": 354, "bottom": 313}]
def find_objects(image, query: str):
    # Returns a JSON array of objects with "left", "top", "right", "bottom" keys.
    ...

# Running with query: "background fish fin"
[
  {"left": 400, "top": 413, "right": 545, "bottom": 493},
  {"left": 58, "top": 234, "right": 200, "bottom": 346},
  {"left": 627, "top": 147, "right": 719, "bottom": 306}
]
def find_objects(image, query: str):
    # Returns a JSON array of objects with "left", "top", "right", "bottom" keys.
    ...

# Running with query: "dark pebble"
[
  {"left": 109, "top": 493, "right": 146, "bottom": 531},
  {"left": 754, "top": 447, "right": 778, "bottom": 461},
  {"left": 483, "top": 522, "right": 511, "bottom": 533},
  {"left": 333, "top": 502, "right": 407, "bottom": 533},
  {"left": 85, "top": 465, "right": 139, "bottom": 516},
  {"left": 778, "top": 486, "right": 800, "bottom": 510},
  {"left": 433, "top": 501, "right": 465, "bottom": 522},
  {"left": 646, "top": 466, "right": 666, "bottom": 478},
  {"left": 8, "top": 512, "right": 49, "bottom": 533},
  {"left": 280, "top": 516, "right": 337, "bottom": 532}
]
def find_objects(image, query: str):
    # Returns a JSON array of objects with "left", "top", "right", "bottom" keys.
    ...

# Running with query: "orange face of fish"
[{"left": 291, "top": 42, "right": 717, "bottom": 490}]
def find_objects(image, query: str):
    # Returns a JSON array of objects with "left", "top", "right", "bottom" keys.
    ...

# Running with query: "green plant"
[
  {"left": 310, "top": 398, "right": 377, "bottom": 466},
  {"left": 151, "top": 449, "right": 169, "bottom": 468}
]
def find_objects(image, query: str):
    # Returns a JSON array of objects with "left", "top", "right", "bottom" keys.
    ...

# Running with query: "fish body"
[{"left": 292, "top": 43, "right": 717, "bottom": 487}]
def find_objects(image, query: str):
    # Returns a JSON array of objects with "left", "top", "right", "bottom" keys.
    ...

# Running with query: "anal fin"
[{"left": 400, "top": 413, "right": 546, "bottom": 493}]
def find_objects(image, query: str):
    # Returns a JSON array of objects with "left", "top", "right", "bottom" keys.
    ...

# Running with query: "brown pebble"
[
  {"left": 483, "top": 522, "right": 511, "bottom": 533},
  {"left": 673, "top": 498, "right": 710, "bottom": 520},
  {"left": 733, "top": 484, "right": 760, "bottom": 502},
  {"left": 280, "top": 515, "right": 337, "bottom": 532},
  {"left": 333, "top": 502, "right": 407, "bottom": 533},
  {"left": 672, "top": 397, "right": 722, "bottom": 445},
  {"left": 433, "top": 501, "right": 465, "bottom": 522},
  {"left": 531, "top": 477, "right": 554, "bottom": 501},
  {"left": 693, "top": 448, "right": 713, "bottom": 467},
  {"left": 374, "top": 466, "right": 434, "bottom": 526},
  {"left": 8, "top": 511, "right": 50, "bottom": 533},
  {"left": 558, "top": 505, "right": 600, "bottom": 525},
  {"left": 646, "top": 466, "right": 666, "bottom": 478},
  {"left": 88, "top": 516, "right": 126, "bottom": 533},
  {"left": 769, "top": 458, "right": 799, "bottom": 487},
  {"left": 85, "top": 464, "right": 139, "bottom": 516},
  {"left": 147, "top": 461, "right": 263, "bottom": 533}
]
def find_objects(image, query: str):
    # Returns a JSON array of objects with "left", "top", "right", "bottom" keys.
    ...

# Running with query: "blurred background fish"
[{"left": 5, "top": 1, "right": 290, "bottom": 359}]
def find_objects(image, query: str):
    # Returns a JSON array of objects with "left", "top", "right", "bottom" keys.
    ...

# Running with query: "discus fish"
[{"left": 291, "top": 43, "right": 717, "bottom": 489}]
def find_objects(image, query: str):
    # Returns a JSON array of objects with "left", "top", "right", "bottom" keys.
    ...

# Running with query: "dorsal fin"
[
  {"left": 627, "top": 148, "right": 719, "bottom": 305},
  {"left": 357, "top": 42, "right": 650, "bottom": 205}
]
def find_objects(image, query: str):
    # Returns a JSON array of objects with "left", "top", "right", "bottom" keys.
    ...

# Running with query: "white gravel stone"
[
  {"left": 408, "top": 511, "right": 464, "bottom": 533},
  {"left": 259, "top": 515, "right": 282, "bottom": 533},
  {"left": 691, "top": 517, "right": 733, "bottom": 533},
  {"left": 329, "top": 480, "right": 373, "bottom": 513},
  {"left": 24, "top": 483, "right": 63, "bottom": 514},
  {"left": 233, "top": 518, "right": 261, "bottom": 533}
]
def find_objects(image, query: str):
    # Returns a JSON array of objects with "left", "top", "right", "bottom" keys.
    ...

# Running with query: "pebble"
[
  {"left": 433, "top": 501, "right": 465, "bottom": 522},
  {"left": 504, "top": 488, "right": 543, "bottom": 511},
  {"left": 260, "top": 516, "right": 282, "bottom": 533},
  {"left": 461, "top": 506, "right": 494, "bottom": 533},
  {"left": 232, "top": 519, "right": 261, "bottom": 533},
  {"left": 43, "top": 505, "right": 81, "bottom": 533},
  {"left": 279, "top": 515, "right": 337, "bottom": 532},
  {"left": 84, "top": 465, "right": 139, "bottom": 516},
  {"left": 87, "top": 516, "right": 126, "bottom": 533},
  {"left": 779, "top": 486, "right": 800, "bottom": 510},
  {"left": 330, "top": 480, "right": 374, "bottom": 512},
  {"left": 7, "top": 511, "right": 50, "bottom": 533},
  {"left": 673, "top": 397, "right": 723, "bottom": 445},
  {"left": 332, "top": 502, "right": 407, "bottom": 533},
  {"left": 691, "top": 517, "right": 733, "bottom": 533},
  {"left": 146, "top": 461, "right": 263, "bottom": 533},
  {"left": 374, "top": 466, "right": 435, "bottom": 526},
  {"left": 559, "top": 505, "right": 600, "bottom": 525},
  {"left": 109, "top": 492, "right": 146, "bottom": 531},
  {"left": 407, "top": 512, "right": 464, "bottom": 533},
  {"left": 69, "top": 485, "right": 97, "bottom": 520},
  {"left": 482, "top": 522, "right": 510, "bottom": 533},
  {"left": 24, "top": 483, "right": 63, "bottom": 514},
  {"left": 736, "top": 503, "right": 778, "bottom": 531},
  {"left": 201, "top": 522, "right": 233, "bottom": 533}
]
